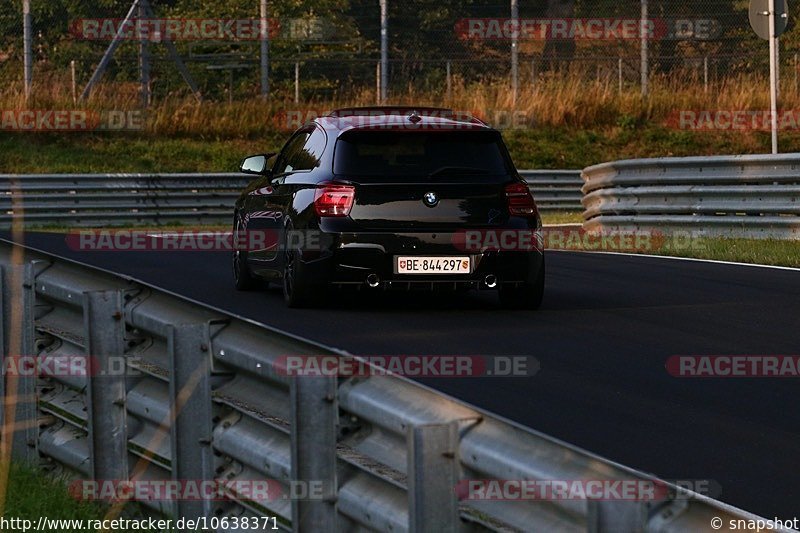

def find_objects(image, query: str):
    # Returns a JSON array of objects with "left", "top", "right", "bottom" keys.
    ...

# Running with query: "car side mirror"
[{"left": 240, "top": 153, "right": 276, "bottom": 176}]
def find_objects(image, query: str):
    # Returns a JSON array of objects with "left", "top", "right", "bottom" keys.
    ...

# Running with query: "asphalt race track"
[{"left": 8, "top": 231, "right": 800, "bottom": 520}]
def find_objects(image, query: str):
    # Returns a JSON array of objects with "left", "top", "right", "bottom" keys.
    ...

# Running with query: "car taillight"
[
  {"left": 314, "top": 184, "right": 355, "bottom": 217},
  {"left": 505, "top": 182, "right": 538, "bottom": 216}
]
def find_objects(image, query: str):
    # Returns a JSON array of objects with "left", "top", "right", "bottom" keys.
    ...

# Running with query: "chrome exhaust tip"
[
  {"left": 366, "top": 274, "right": 381, "bottom": 288},
  {"left": 484, "top": 274, "right": 498, "bottom": 288}
]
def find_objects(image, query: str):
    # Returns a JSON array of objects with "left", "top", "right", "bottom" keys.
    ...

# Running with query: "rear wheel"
[
  {"left": 232, "top": 214, "right": 257, "bottom": 291},
  {"left": 499, "top": 259, "right": 545, "bottom": 310},
  {"left": 282, "top": 228, "right": 324, "bottom": 308}
]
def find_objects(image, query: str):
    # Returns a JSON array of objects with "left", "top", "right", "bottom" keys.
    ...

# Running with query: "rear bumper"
[{"left": 298, "top": 229, "right": 544, "bottom": 289}]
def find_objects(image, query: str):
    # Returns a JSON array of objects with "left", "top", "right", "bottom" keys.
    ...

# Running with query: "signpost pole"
[
  {"left": 750, "top": 0, "right": 788, "bottom": 153},
  {"left": 769, "top": 0, "right": 779, "bottom": 153}
]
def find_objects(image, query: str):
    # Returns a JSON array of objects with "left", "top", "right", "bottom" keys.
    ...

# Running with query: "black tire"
[
  {"left": 499, "top": 259, "right": 545, "bottom": 310},
  {"left": 232, "top": 214, "right": 258, "bottom": 291},
  {"left": 282, "top": 228, "right": 323, "bottom": 308}
]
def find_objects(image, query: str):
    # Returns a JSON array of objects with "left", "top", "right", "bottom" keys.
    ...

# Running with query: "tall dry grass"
[{"left": 1, "top": 71, "right": 797, "bottom": 137}]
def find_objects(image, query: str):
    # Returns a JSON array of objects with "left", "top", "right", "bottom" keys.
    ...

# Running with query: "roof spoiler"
[{"left": 328, "top": 106, "right": 455, "bottom": 118}]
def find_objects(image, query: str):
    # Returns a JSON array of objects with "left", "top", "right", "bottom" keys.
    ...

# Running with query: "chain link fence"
[{"left": 0, "top": 0, "right": 797, "bottom": 103}]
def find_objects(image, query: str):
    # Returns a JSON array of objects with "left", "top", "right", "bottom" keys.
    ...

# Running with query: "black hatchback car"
[{"left": 233, "top": 107, "right": 544, "bottom": 308}]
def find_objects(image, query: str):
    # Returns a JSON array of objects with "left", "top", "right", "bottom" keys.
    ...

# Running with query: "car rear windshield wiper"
[{"left": 428, "top": 166, "right": 492, "bottom": 177}]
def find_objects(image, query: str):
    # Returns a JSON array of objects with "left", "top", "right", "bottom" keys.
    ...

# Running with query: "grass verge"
[
  {"left": 645, "top": 237, "right": 800, "bottom": 268},
  {"left": 4, "top": 463, "right": 122, "bottom": 525},
  {"left": 540, "top": 211, "right": 584, "bottom": 225},
  {"left": 0, "top": 124, "right": 793, "bottom": 173},
  {"left": 2, "top": 463, "right": 181, "bottom": 532},
  {"left": 24, "top": 223, "right": 800, "bottom": 269}
]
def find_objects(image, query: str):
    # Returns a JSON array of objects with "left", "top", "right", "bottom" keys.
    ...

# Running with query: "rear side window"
[
  {"left": 334, "top": 131, "right": 511, "bottom": 179},
  {"left": 276, "top": 127, "right": 326, "bottom": 174},
  {"left": 301, "top": 127, "right": 327, "bottom": 168},
  {"left": 275, "top": 131, "right": 310, "bottom": 175}
]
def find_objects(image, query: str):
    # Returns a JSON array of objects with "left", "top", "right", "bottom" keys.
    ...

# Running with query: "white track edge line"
[{"left": 548, "top": 249, "right": 800, "bottom": 272}]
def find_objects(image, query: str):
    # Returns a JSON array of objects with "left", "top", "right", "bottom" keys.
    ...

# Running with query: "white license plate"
[{"left": 396, "top": 256, "right": 472, "bottom": 275}]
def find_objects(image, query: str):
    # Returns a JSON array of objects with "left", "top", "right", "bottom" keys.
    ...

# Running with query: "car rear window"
[{"left": 334, "top": 130, "right": 511, "bottom": 179}]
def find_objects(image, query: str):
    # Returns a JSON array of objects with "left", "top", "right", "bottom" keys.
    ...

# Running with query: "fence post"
[
  {"left": 84, "top": 291, "right": 128, "bottom": 483},
  {"left": 704, "top": 56, "right": 709, "bottom": 94},
  {"left": 379, "top": 0, "right": 389, "bottom": 102},
  {"left": 407, "top": 422, "right": 459, "bottom": 533},
  {"left": 167, "top": 323, "right": 215, "bottom": 522},
  {"left": 510, "top": 0, "right": 519, "bottom": 104},
  {"left": 290, "top": 376, "right": 338, "bottom": 532},
  {"left": 775, "top": 32, "right": 780, "bottom": 101},
  {"left": 71, "top": 61, "right": 78, "bottom": 104},
  {"left": 376, "top": 62, "right": 381, "bottom": 104},
  {"left": 138, "top": 0, "right": 151, "bottom": 107},
  {"left": 295, "top": 62, "right": 300, "bottom": 104},
  {"left": 618, "top": 57, "right": 623, "bottom": 93},
  {"left": 446, "top": 61, "right": 452, "bottom": 101},
  {"left": 640, "top": 0, "right": 649, "bottom": 97},
  {"left": 23, "top": 0, "right": 32, "bottom": 99},
  {"left": 260, "top": 0, "right": 270, "bottom": 98}
]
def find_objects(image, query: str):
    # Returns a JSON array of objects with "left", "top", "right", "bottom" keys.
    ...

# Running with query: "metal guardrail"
[
  {"left": 0, "top": 239, "right": 771, "bottom": 532},
  {"left": 0, "top": 173, "right": 243, "bottom": 228},
  {"left": 0, "top": 171, "right": 583, "bottom": 229},
  {"left": 519, "top": 170, "right": 583, "bottom": 211},
  {"left": 582, "top": 155, "right": 800, "bottom": 239}
]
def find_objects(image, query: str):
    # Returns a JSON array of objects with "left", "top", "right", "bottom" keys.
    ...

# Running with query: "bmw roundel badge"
[{"left": 423, "top": 191, "right": 439, "bottom": 207}]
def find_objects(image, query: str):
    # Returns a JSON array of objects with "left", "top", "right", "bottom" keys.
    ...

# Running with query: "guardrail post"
[
  {"left": 0, "top": 266, "right": 5, "bottom": 362},
  {"left": 290, "top": 375, "right": 338, "bottom": 532},
  {"left": 83, "top": 291, "right": 128, "bottom": 483},
  {"left": 1, "top": 266, "right": 10, "bottom": 438},
  {"left": 587, "top": 499, "right": 648, "bottom": 533},
  {"left": 168, "top": 323, "right": 215, "bottom": 522},
  {"left": 407, "top": 422, "right": 460, "bottom": 533},
  {"left": 0, "top": 267, "right": 7, "bottom": 430},
  {"left": 0, "top": 263, "right": 38, "bottom": 463}
]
